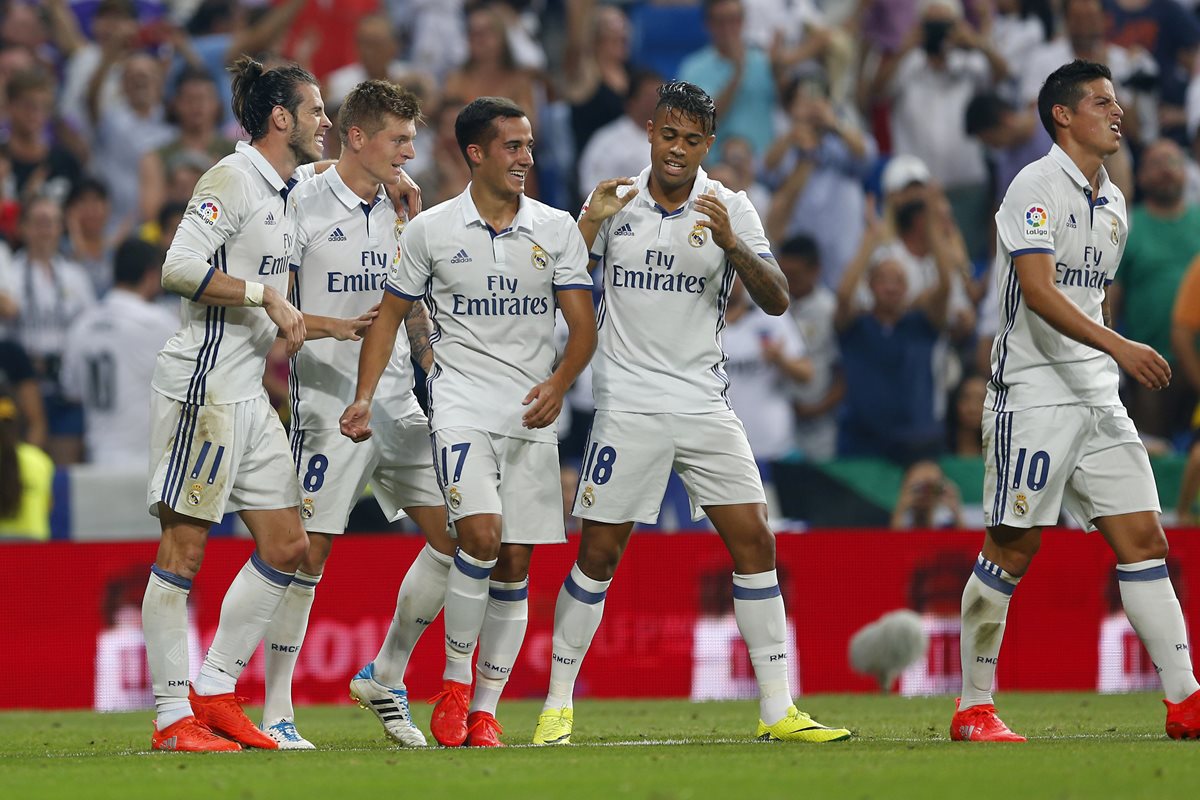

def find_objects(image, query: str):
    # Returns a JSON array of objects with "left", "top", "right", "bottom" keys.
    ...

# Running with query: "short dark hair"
[
  {"left": 1037, "top": 59, "right": 1113, "bottom": 143},
  {"left": 965, "top": 92, "right": 1008, "bottom": 137},
  {"left": 158, "top": 201, "right": 187, "bottom": 232},
  {"left": 6, "top": 68, "right": 53, "bottom": 104},
  {"left": 779, "top": 234, "right": 820, "bottom": 265},
  {"left": 895, "top": 198, "right": 927, "bottom": 236},
  {"left": 339, "top": 80, "right": 422, "bottom": 145},
  {"left": 454, "top": 96, "right": 527, "bottom": 166},
  {"left": 228, "top": 55, "right": 319, "bottom": 142},
  {"left": 173, "top": 65, "right": 218, "bottom": 96},
  {"left": 625, "top": 67, "right": 664, "bottom": 104},
  {"left": 655, "top": 80, "right": 717, "bottom": 136},
  {"left": 66, "top": 177, "right": 109, "bottom": 208},
  {"left": 113, "top": 238, "right": 163, "bottom": 287}
]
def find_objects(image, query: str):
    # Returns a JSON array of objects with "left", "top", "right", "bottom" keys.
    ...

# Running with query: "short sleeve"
[
  {"left": 577, "top": 190, "right": 613, "bottom": 263},
  {"left": 552, "top": 220, "right": 594, "bottom": 292},
  {"left": 729, "top": 193, "right": 773, "bottom": 259},
  {"left": 996, "top": 173, "right": 1056, "bottom": 257},
  {"left": 384, "top": 215, "right": 431, "bottom": 300}
]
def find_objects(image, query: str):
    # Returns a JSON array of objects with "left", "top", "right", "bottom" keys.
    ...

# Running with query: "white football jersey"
[
  {"left": 153, "top": 141, "right": 301, "bottom": 406},
  {"left": 385, "top": 186, "right": 592, "bottom": 443},
  {"left": 988, "top": 144, "right": 1126, "bottom": 412},
  {"left": 60, "top": 289, "right": 178, "bottom": 467},
  {"left": 587, "top": 166, "right": 774, "bottom": 413},
  {"left": 288, "top": 166, "right": 418, "bottom": 429}
]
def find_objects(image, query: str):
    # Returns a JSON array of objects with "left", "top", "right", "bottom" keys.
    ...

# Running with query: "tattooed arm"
[
  {"left": 694, "top": 192, "right": 789, "bottom": 315},
  {"left": 404, "top": 300, "right": 435, "bottom": 373},
  {"left": 1102, "top": 292, "right": 1113, "bottom": 329}
]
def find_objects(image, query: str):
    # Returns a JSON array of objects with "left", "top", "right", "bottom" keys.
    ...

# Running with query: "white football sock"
[
  {"left": 142, "top": 566, "right": 194, "bottom": 728},
  {"left": 545, "top": 564, "right": 610, "bottom": 711},
  {"left": 442, "top": 548, "right": 496, "bottom": 685},
  {"left": 959, "top": 554, "right": 1019, "bottom": 710},
  {"left": 260, "top": 570, "right": 320, "bottom": 724},
  {"left": 471, "top": 578, "right": 529, "bottom": 716},
  {"left": 1117, "top": 559, "right": 1200, "bottom": 703},
  {"left": 194, "top": 553, "right": 293, "bottom": 696},
  {"left": 374, "top": 544, "right": 452, "bottom": 687},
  {"left": 733, "top": 570, "right": 792, "bottom": 725}
]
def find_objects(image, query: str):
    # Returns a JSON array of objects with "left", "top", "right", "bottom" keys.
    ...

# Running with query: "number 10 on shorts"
[{"left": 1010, "top": 448, "right": 1050, "bottom": 491}]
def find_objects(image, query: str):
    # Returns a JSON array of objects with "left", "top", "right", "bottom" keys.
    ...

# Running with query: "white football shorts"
[
  {"left": 292, "top": 409, "right": 444, "bottom": 534},
  {"left": 983, "top": 404, "right": 1160, "bottom": 531},
  {"left": 571, "top": 409, "right": 767, "bottom": 525},
  {"left": 431, "top": 426, "right": 565, "bottom": 545},
  {"left": 148, "top": 390, "right": 301, "bottom": 523}
]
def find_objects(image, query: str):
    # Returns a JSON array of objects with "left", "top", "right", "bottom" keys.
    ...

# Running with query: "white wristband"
[{"left": 243, "top": 281, "right": 265, "bottom": 307}]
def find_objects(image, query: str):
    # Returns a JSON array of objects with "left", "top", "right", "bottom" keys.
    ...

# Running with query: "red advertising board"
[{"left": 3, "top": 530, "right": 1199, "bottom": 710}]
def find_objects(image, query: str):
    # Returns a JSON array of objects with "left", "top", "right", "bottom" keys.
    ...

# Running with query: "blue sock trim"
[
  {"left": 563, "top": 573, "right": 606, "bottom": 605},
  {"left": 250, "top": 552, "right": 294, "bottom": 587},
  {"left": 150, "top": 564, "right": 192, "bottom": 591},
  {"left": 453, "top": 551, "right": 493, "bottom": 580},
  {"left": 1117, "top": 564, "right": 1170, "bottom": 582},
  {"left": 292, "top": 574, "right": 319, "bottom": 588},
  {"left": 973, "top": 561, "right": 1016, "bottom": 596},
  {"left": 731, "top": 583, "right": 782, "bottom": 601},
  {"left": 489, "top": 584, "right": 529, "bottom": 601}
]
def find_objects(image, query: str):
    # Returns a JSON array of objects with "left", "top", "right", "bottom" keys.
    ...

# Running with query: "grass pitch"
[{"left": 2, "top": 693, "right": 1197, "bottom": 799}]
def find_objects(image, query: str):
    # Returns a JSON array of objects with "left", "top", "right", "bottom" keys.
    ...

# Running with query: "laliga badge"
[
  {"left": 689, "top": 223, "right": 708, "bottom": 248},
  {"left": 448, "top": 486, "right": 463, "bottom": 510},
  {"left": 581, "top": 485, "right": 596, "bottom": 509},
  {"left": 301, "top": 498, "right": 314, "bottom": 519},
  {"left": 531, "top": 244, "right": 548, "bottom": 270},
  {"left": 187, "top": 484, "right": 203, "bottom": 506},
  {"left": 1013, "top": 493, "right": 1029, "bottom": 517},
  {"left": 1110, "top": 219, "right": 1120, "bottom": 246}
]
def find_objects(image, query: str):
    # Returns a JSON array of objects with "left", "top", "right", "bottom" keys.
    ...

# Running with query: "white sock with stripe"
[
  {"left": 732, "top": 570, "right": 793, "bottom": 725},
  {"left": 142, "top": 566, "right": 194, "bottom": 728},
  {"left": 442, "top": 548, "right": 497, "bottom": 684},
  {"left": 959, "top": 553, "right": 1019, "bottom": 710},
  {"left": 544, "top": 564, "right": 611, "bottom": 711},
  {"left": 260, "top": 570, "right": 321, "bottom": 724},
  {"left": 374, "top": 544, "right": 453, "bottom": 687},
  {"left": 194, "top": 553, "right": 294, "bottom": 696},
  {"left": 1117, "top": 559, "right": 1200, "bottom": 703},
  {"left": 470, "top": 578, "right": 530, "bottom": 716}
]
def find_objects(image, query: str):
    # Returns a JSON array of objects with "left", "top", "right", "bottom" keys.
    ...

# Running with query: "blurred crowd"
[{"left": 2, "top": 0, "right": 1200, "bottom": 534}]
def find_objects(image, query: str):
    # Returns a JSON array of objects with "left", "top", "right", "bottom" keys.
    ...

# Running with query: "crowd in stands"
[{"left": 2, "top": 0, "right": 1200, "bottom": 535}]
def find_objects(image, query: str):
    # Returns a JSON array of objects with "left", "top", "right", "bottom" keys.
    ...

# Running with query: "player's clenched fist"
[{"left": 340, "top": 399, "right": 373, "bottom": 442}]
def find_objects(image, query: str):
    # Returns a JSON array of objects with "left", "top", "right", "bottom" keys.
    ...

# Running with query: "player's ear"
[
  {"left": 466, "top": 142, "right": 484, "bottom": 167},
  {"left": 270, "top": 105, "right": 292, "bottom": 133},
  {"left": 347, "top": 125, "right": 365, "bottom": 153},
  {"left": 645, "top": 118, "right": 654, "bottom": 142},
  {"left": 1051, "top": 102, "right": 1071, "bottom": 133}
]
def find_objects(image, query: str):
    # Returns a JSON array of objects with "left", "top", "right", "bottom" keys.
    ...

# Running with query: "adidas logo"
[
  {"left": 450, "top": 249, "right": 472, "bottom": 264},
  {"left": 614, "top": 223, "right": 634, "bottom": 236},
  {"left": 161, "top": 737, "right": 178, "bottom": 749},
  {"left": 1067, "top": 214, "right": 1077, "bottom": 229},
  {"left": 265, "top": 212, "right": 276, "bottom": 226},
  {"left": 328, "top": 227, "right": 347, "bottom": 242}
]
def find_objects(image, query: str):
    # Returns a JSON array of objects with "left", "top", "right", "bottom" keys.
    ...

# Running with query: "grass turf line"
[{"left": 1, "top": 693, "right": 1197, "bottom": 799}]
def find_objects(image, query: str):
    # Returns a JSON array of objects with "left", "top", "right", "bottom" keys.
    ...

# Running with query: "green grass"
[{"left": 1, "top": 694, "right": 1197, "bottom": 799}]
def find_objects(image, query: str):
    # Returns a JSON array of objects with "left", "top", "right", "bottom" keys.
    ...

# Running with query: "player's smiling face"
[
  {"left": 646, "top": 106, "right": 714, "bottom": 195},
  {"left": 1067, "top": 78, "right": 1123, "bottom": 157},
  {"left": 473, "top": 115, "right": 534, "bottom": 198},
  {"left": 358, "top": 114, "right": 417, "bottom": 186},
  {"left": 288, "top": 83, "right": 332, "bottom": 165}
]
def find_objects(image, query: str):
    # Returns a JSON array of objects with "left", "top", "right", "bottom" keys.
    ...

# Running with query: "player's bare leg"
[
  {"left": 467, "top": 543, "right": 533, "bottom": 747},
  {"left": 952, "top": 524, "right": 1038, "bottom": 742},
  {"left": 431, "top": 513, "right": 501, "bottom": 746},
  {"left": 1095, "top": 511, "right": 1200, "bottom": 738}
]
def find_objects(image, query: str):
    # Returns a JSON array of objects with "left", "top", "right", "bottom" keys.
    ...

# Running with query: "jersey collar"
[
  {"left": 1048, "top": 143, "right": 1113, "bottom": 198},
  {"left": 235, "top": 141, "right": 291, "bottom": 194},
  {"left": 458, "top": 183, "right": 534, "bottom": 236},
  {"left": 633, "top": 164, "right": 711, "bottom": 217},
  {"left": 325, "top": 164, "right": 386, "bottom": 211}
]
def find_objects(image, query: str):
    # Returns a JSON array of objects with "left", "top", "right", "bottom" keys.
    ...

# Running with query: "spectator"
[
  {"left": 48, "top": 0, "right": 139, "bottom": 138},
  {"left": 890, "top": 459, "right": 964, "bottom": 529},
  {"left": 721, "top": 276, "right": 813, "bottom": 463},
  {"left": 564, "top": 1, "right": 633, "bottom": 162},
  {"left": 63, "top": 178, "right": 120, "bottom": 296},
  {"left": 1172, "top": 255, "right": 1200, "bottom": 524},
  {"left": 1113, "top": 139, "right": 1200, "bottom": 441},
  {"left": 965, "top": 90, "right": 1054, "bottom": 205},
  {"left": 834, "top": 203, "right": 952, "bottom": 462},
  {"left": 0, "top": 336, "right": 47, "bottom": 450},
  {"left": 577, "top": 68, "right": 661, "bottom": 196},
  {"left": 137, "top": 67, "right": 234, "bottom": 225},
  {"left": 6, "top": 68, "right": 83, "bottom": 205},
  {"left": 0, "top": 387, "right": 54, "bottom": 541},
  {"left": 948, "top": 373, "right": 986, "bottom": 457},
  {"left": 6, "top": 196, "right": 96, "bottom": 465},
  {"left": 764, "top": 75, "right": 875, "bottom": 289},
  {"left": 322, "top": 13, "right": 438, "bottom": 112},
  {"left": 60, "top": 238, "right": 175, "bottom": 468},
  {"left": 679, "top": 0, "right": 777, "bottom": 157},
  {"left": 778, "top": 235, "right": 843, "bottom": 461},
  {"left": 706, "top": 135, "right": 771, "bottom": 220},
  {"left": 443, "top": 4, "right": 540, "bottom": 133},
  {"left": 985, "top": 0, "right": 1054, "bottom": 97},
  {"left": 386, "top": 0, "right": 467, "bottom": 82}
]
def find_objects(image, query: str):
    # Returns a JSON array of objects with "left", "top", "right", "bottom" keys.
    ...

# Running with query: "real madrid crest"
[
  {"left": 301, "top": 498, "right": 314, "bottom": 519},
  {"left": 395, "top": 216, "right": 407, "bottom": 238},
  {"left": 581, "top": 485, "right": 596, "bottom": 509},
  {"left": 1013, "top": 493, "right": 1028, "bottom": 517},
  {"left": 187, "top": 484, "right": 203, "bottom": 506},
  {"left": 689, "top": 223, "right": 708, "bottom": 248},
  {"left": 448, "top": 486, "right": 463, "bottom": 510},
  {"left": 1110, "top": 218, "right": 1120, "bottom": 246},
  {"left": 531, "top": 244, "right": 548, "bottom": 270}
]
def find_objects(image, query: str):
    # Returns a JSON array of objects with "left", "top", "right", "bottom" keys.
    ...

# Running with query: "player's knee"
[
  {"left": 263, "top": 530, "right": 310, "bottom": 572},
  {"left": 730, "top": 528, "right": 775, "bottom": 574},
  {"left": 577, "top": 543, "right": 621, "bottom": 581},
  {"left": 172, "top": 545, "right": 205, "bottom": 580}
]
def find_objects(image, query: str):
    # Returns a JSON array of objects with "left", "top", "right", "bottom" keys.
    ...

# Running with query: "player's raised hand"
[
  {"left": 1113, "top": 338, "right": 1172, "bottom": 391},
  {"left": 263, "top": 285, "right": 306, "bottom": 357},
  {"left": 340, "top": 399, "right": 373, "bottom": 442},
  {"left": 521, "top": 379, "right": 565, "bottom": 429},
  {"left": 582, "top": 178, "right": 638, "bottom": 223},
  {"left": 694, "top": 192, "right": 737, "bottom": 250},
  {"left": 332, "top": 304, "right": 380, "bottom": 341}
]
